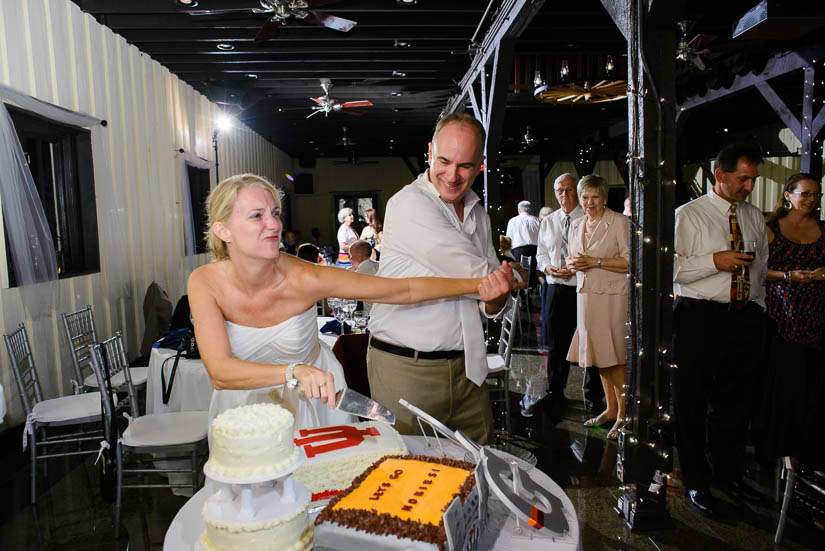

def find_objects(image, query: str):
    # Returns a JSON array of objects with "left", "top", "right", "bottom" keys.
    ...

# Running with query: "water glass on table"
[{"left": 353, "top": 310, "right": 368, "bottom": 333}]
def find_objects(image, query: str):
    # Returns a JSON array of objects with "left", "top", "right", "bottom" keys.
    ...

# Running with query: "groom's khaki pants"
[{"left": 366, "top": 345, "right": 494, "bottom": 445}]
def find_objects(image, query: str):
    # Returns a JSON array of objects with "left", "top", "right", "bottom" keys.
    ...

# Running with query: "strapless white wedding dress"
[{"left": 207, "top": 307, "right": 355, "bottom": 431}]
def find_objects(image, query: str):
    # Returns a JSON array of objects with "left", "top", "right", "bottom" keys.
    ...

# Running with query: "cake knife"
[{"left": 335, "top": 388, "right": 395, "bottom": 424}]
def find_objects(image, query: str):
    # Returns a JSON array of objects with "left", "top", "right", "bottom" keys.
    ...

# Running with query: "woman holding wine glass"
[
  {"left": 762, "top": 173, "right": 825, "bottom": 468},
  {"left": 565, "top": 175, "right": 630, "bottom": 441}
]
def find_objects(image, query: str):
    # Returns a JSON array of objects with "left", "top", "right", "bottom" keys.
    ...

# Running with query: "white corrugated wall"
[{"left": 0, "top": 0, "right": 293, "bottom": 427}]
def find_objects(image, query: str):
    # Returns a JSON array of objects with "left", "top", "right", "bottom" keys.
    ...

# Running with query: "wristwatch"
[
  {"left": 285, "top": 362, "right": 299, "bottom": 389},
  {"left": 785, "top": 270, "right": 792, "bottom": 283},
  {"left": 597, "top": 257, "right": 602, "bottom": 268}
]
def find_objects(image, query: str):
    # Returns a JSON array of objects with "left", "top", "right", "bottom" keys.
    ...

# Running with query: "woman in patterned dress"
[
  {"left": 336, "top": 207, "right": 358, "bottom": 267},
  {"left": 763, "top": 173, "right": 825, "bottom": 467}
]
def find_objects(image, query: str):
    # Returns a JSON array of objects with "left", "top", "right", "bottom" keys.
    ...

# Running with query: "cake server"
[{"left": 335, "top": 388, "right": 395, "bottom": 424}]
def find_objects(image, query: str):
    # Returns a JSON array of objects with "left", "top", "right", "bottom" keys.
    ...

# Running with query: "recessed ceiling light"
[
  {"left": 245, "top": 73, "right": 258, "bottom": 79},
  {"left": 392, "top": 71, "right": 406, "bottom": 77},
  {"left": 391, "top": 91, "right": 403, "bottom": 97},
  {"left": 216, "top": 43, "right": 234, "bottom": 51},
  {"left": 175, "top": 0, "right": 198, "bottom": 7},
  {"left": 396, "top": 0, "right": 418, "bottom": 5},
  {"left": 394, "top": 40, "right": 411, "bottom": 48}
]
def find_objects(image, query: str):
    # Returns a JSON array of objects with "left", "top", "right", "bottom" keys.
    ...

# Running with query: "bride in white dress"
[{"left": 188, "top": 174, "right": 516, "bottom": 430}]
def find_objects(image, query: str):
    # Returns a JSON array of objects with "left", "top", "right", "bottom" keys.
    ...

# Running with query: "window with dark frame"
[
  {"left": 4, "top": 104, "right": 100, "bottom": 286},
  {"left": 186, "top": 164, "right": 210, "bottom": 255}
]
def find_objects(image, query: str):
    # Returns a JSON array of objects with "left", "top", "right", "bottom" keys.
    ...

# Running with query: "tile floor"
[{"left": 0, "top": 300, "right": 823, "bottom": 550}]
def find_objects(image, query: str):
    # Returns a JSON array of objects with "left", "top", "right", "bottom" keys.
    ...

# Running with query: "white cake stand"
[{"left": 200, "top": 447, "right": 310, "bottom": 545}]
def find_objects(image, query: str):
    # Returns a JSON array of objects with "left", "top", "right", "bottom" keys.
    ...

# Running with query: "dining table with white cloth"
[
  {"left": 146, "top": 318, "right": 348, "bottom": 415},
  {"left": 163, "top": 434, "right": 581, "bottom": 551}
]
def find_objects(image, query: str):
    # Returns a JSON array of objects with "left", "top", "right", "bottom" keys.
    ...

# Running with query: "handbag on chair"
[{"left": 160, "top": 330, "right": 198, "bottom": 405}]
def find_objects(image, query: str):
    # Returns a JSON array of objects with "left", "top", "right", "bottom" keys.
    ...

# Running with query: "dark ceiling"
[{"left": 69, "top": 0, "right": 825, "bottom": 164}]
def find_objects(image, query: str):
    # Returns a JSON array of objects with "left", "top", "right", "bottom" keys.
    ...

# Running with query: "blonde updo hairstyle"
[{"left": 205, "top": 173, "right": 282, "bottom": 261}]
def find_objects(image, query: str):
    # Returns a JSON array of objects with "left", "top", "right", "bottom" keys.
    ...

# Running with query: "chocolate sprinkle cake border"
[{"left": 314, "top": 454, "right": 477, "bottom": 551}]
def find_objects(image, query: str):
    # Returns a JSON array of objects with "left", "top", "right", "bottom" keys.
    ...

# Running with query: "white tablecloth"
[
  {"left": 146, "top": 348, "right": 214, "bottom": 414},
  {"left": 317, "top": 317, "right": 340, "bottom": 348},
  {"left": 147, "top": 322, "right": 344, "bottom": 415},
  {"left": 163, "top": 435, "right": 581, "bottom": 551}
]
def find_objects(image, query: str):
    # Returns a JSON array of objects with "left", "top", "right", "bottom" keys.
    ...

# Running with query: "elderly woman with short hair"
[
  {"left": 336, "top": 207, "right": 358, "bottom": 267},
  {"left": 565, "top": 175, "right": 630, "bottom": 440}
]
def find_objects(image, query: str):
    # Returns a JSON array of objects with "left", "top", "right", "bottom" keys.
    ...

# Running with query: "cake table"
[{"left": 164, "top": 435, "right": 580, "bottom": 551}]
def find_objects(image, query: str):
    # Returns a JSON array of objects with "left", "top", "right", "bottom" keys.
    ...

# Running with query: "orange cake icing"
[
  {"left": 315, "top": 454, "right": 484, "bottom": 551},
  {"left": 331, "top": 457, "right": 471, "bottom": 526}
]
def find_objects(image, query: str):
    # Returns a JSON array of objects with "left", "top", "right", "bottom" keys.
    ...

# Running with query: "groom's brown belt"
[{"left": 369, "top": 337, "right": 463, "bottom": 360}]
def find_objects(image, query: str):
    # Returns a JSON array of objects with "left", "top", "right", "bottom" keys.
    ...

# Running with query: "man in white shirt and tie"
[
  {"left": 532, "top": 174, "right": 599, "bottom": 415},
  {"left": 672, "top": 142, "right": 768, "bottom": 516},
  {"left": 367, "top": 113, "right": 515, "bottom": 445},
  {"left": 506, "top": 201, "right": 541, "bottom": 287}
]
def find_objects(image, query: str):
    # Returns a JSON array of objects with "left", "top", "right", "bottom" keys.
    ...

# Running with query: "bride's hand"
[{"left": 294, "top": 364, "right": 336, "bottom": 410}]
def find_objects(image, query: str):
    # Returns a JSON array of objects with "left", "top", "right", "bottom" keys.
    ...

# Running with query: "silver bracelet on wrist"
[
  {"left": 785, "top": 271, "right": 792, "bottom": 283},
  {"left": 596, "top": 257, "right": 602, "bottom": 268},
  {"left": 285, "top": 362, "right": 299, "bottom": 389}
]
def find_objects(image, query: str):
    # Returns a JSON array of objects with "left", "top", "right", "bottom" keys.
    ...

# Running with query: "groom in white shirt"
[{"left": 367, "top": 113, "right": 514, "bottom": 445}]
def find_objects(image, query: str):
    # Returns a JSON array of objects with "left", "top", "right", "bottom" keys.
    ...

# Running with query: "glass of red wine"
[{"left": 743, "top": 240, "right": 757, "bottom": 260}]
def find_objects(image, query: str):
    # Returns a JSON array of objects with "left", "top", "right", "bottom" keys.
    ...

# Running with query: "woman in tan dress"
[{"left": 566, "top": 175, "right": 630, "bottom": 440}]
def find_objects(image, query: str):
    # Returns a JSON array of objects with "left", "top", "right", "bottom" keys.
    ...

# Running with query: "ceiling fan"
[
  {"left": 307, "top": 79, "right": 373, "bottom": 118},
  {"left": 187, "top": 1, "right": 357, "bottom": 43},
  {"left": 676, "top": 20, "right": 713, "bottom": 71}
]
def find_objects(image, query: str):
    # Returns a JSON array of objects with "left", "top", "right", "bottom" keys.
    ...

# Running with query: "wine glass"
[
  {"left": 353, "top": 310, "right": 368, "bottom": 333},
  {"left": 341, "top": 300, "right": 358, "bottom": 329},
  {"left": 333, "top": 303, "right": 348, "bottom": 329},
  {"left": 326, "top": 297, "right": 340, "bottom": 318}
]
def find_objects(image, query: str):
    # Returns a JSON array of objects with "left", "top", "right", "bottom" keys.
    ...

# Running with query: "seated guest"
[
  {"left": 762, "top": 173, "right": 825, "bottom": 468},
  {"left": 538, "top": 206, "right": 554, "bottom": 221},
  {"left": 282, "top": 230, "right": 298, "bottom": 255},
  {"left": 297, "top": 243, "right": 324, "bottom": 264},
  {"left": 349, "top": 240, "right": 379, "bottom": 313},
  {"left": 349, "top": 240, "right": 378, "bottom": 275},
  {"left": 498, "top": 235, "right": 527, "bottom": 282},
  {"left": 188, "top": 173, "right": 518, "bottom": 430}
]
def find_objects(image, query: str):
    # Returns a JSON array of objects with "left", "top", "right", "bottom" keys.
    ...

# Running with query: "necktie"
[
  {"left": 729, "top": 204, "right": 750, "bottom": 304},
  {"left": 560, "top": 214, "right": 570, "bottom": 263}
]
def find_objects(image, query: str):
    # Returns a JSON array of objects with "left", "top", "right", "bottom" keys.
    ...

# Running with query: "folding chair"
[
  {"left": 332, "top": 333, "right": 371, "bottom": 398},
  {"left": 99, "top": 331, "right": 148, "bottom": 417},
  {"left": 486, "top": 295, "right": 520, "bottom": 442},
  {"left": 61, "top": 305, "right": 99, "bottom": 393},
  {"left": 775, "top": 458, "right": 825, "bottom": 545},
  {"left": 4, "top": 323, "right": 103, "bottom": 503},
  {"left": 89, "top": 338, "right": 208, "bottom": 538}
]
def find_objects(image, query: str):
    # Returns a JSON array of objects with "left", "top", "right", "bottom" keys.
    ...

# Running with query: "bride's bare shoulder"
[{"left": 188, "top": 261, "right": 230, "bottom": 290}]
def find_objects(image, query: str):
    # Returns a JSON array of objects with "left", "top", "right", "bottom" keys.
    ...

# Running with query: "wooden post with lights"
[{"left": 603, "top": 0, "right": 681, "bottom": 530}]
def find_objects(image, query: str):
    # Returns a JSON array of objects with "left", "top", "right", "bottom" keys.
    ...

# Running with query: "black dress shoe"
[
  {"left": 721, "top": 480, "right": 763, "bottom": 503},
  {"left": 687, "top": 489, "right": 718, "bottom": 516}
]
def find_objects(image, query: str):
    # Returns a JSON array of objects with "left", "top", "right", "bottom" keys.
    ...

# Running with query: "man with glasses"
[
  {"left": 672, "top": 142, "right": 768, "bottom": 515},
  {"left": 532, "top": 174, "right": 599, "bottom": 415}
]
